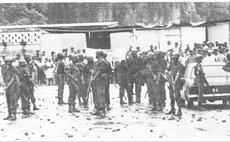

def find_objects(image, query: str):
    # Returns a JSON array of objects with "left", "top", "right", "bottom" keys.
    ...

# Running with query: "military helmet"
[
  {"left": 96, "top": 51, "right": 104, "bottom": 57},
  {"left": 147, "top": 52, "right": 155, "bottom": 59},
  {"left": 171, "top": 53, "right": 180, "bottom": 59},
  {"left": 78, "top": 54, "right": 84, "bottom": 61},
  {"left": 195, "top": 54, "right": 203, "bottom": 62},
  {"left": 19, "top": 59, "right": 27, "bottom": 66},
  {"left": 4, "top": 56, "right": 14, "bottom": 62},
  {"left": 71, "top": 54, "right": 78, "bottom": 60},
  {"left": 57, "top": 53, "right": 64, "bottom": 59}
]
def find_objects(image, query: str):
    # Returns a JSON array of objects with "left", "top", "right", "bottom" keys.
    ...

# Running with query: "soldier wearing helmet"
[
  {"left": 127, "top": 50, "right": 142, "bottom": 103},
  {"left": 102, "top": 52, "right": 113, "bottom": 111},
  {"left": 194, "top": 54, "right": 209, "bottom": 110},
  {"left": 24, "top": 54, "right": 39, "bottom": 111},
  {"left": 1, "top": 56, "right": 19, "bottom": 121},
  {"left": 18, "top": 59, "right": 36, "bottom": 117},
  {"left": 75, "top": 53, "right": 86, "bottom": 107},
  {"left": 90, "top": 50, "right": 107, "bottom": 117},
  {"left": 155, "top": 50, "right": 168, "bottom": 109},
  {"left": 55, "top": 53, "right": 66, "bottom": 105},
  {"left": 145, "top": 52, "right": 163, "bottom": 111},
  {"left": 166, "top": 53, "right": 185, "bottom": 116},
  {"left": 65, "top": 54, "right": 81, "bottom": 113}
]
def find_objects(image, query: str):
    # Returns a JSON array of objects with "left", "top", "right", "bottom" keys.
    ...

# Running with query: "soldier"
[
  {"left": 155, "top": 51, "right": 167, "bottom": 109},
  {"left": 55, "top": 53, "right": 66, "bottom": 105},
  {"left": 127, "top": 51, "right": 142, "bottom": 103},
  {"left": 82, "top": 56, "right": 94, "bottom": 108},
  {"left": 24, "top": 55, "right": 39, "bottom": 111},
  {"left": 18, "top": 59, "right": 35, "bottom": 117},
  {"left": 2, "top": 56, "right": 19, "bottom": 121},
  {"left": 66, "top": 54, "right": 81, "bottom": 113},
  {"left": 76, "top": 54, "right": 85, "bottom": 106},
  {"left": 145, "top": 52, "right": 162, "bottom": 111},
  {"left": 103, "top": 53, "right": 112, "bottom": 110},
  {"left": 116, "top": 59, "right": 134, "bottom": 105},
  {"left": 166, "top": 53, "right": 184, "bottom": 116},
  {"left": 90, "top": 51, "right": 107, "bottom": 117},
  {"left": 194, "top": 54, "right": 209, "bottom": 110}
]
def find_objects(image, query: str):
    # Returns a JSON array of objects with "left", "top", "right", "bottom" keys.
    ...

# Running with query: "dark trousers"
[
  {"left": 57, "top": 74, "right": 65, "bottom": 100},
  {"left": 68, "top": 81, "right": 78, "bottom": 105},
  {"left": 20, "top": 83, "right": 31, "bottom": 111},
  {"left": 168, "top": 83, "right": 183, "bottom": 109},
  {"left": 5, "top": 85, "right": 18, "bottom": 115},
  {"left": 119, "top": 76, "right": 133, "bottom": 103}
]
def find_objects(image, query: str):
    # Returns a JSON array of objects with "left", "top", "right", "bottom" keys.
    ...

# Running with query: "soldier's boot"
[
  {"left": 72, "top": 104, "right": 80, "bottom": 113},
  {"left": 90, "top": 108, "right": 100, "bottom": 115},
  {"left": 198, "top": 101, "right": 206, "bottom": 111},
  {"left": 9, "top": 113, "right": 17, "bottom": 121},
  {"left": 3, "top": 113, "right": 12, "bottom": 120},
  {"left": 175, "top": 107, "right": 182, "bottom": 117},
  {"left": 98, "top": 108, "right": 106, "bottom": 117},
  {"left": 33, "top": 103, "right": 39, "bottom": 111},
  {"left": 120, "top": 99, "right": 127, "bottom": 105},
  {"left": 165, "top": 108, "right": 175, "bottom": 115},
  {"left": 156, "top": 103, "right": 163, "bottom": 111},
  {"left": 136, "top": 97, "right": 141, "bottom": 103},
  {"left": 58, "top": 99, "right": 65, "bottom": 105}
]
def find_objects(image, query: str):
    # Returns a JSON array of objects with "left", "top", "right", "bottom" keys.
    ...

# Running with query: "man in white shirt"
[{"left": 216, "top": 50, "right": 226, "bottom": 62}]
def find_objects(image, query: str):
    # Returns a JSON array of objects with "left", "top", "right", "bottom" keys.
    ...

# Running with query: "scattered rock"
[
  {"left": 162, "top": 117, "right": 166, "bottom": 120},
  {"left": 108, "top": 118, "right": 112, "bottom": 120},
  {"left": 1, "top": 129, "right": 4, "bottom": 131},
  {"left": 47, "top": 119, "right": 50, "bottom": 121},
  {"left": 121, "top": 115, "right": 124, "bottom": 117},
  {"left": 86, "top": 118, "right": 91, "bottom": 120},
  {"left": 196, "top": 128, "right": 206, "bottom": 131},
  {"left": 168, "top": 116, "right": 175, "bottom": 120},
  {"left": 192, "top": 114, "right": 195, "bottom": 117},
  {"left": 25, "top": 132, "right": 28, "bottom": 136},
  {"left": 89, "top": 128, "right": 92, "bottom": 130},
  {"left": 41, "top": 134, "right": 44, "bottom": 137},
  {"left": 150, "top": 130, "right": 153, "bottom": 132},
  {"left": 116, "top": 128, "right": 121, "bottom": 131},
  {"left": 159, "top": 135, "right": 163, "bottom": 138},
  {"left": 197, "top": 117, "right": 202, "bottom": 121},
  {"left": 50, "top": 122, "right": 55, "bottom": 124},
  {"left": 222, "top": 120, "right": 226, "bottom": 123}
]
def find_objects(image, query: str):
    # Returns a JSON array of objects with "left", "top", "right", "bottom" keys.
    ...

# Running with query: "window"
[{"left": 190, "top": 65, "right": 230, "bottom": 79}]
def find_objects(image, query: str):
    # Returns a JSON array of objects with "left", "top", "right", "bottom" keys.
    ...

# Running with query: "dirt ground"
[{"left": 0, "top": 84, "right": 229, "bottom": 141}]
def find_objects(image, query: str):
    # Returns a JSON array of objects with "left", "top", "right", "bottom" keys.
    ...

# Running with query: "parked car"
[{"left": 181, "top": 62, "right": 230, "bottom": 108}]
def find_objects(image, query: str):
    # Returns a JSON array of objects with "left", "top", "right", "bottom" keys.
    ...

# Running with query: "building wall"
[
  {"left": 40, "top": 33, "right": 87, "bottom": 56},
  {"left": 208, "top": 22, "right": 229, "bottom": 46},
  {"left": 181, "top": 26, "right": 206, "bottom": 50}
]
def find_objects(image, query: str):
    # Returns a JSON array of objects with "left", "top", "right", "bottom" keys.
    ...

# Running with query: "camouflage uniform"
[
  {"left": 166, "top": 53, "right": 184, "bottom": 116},
  {"left": 82, "top": 57, "right": 94, "bottom": 108},
  {"left": 76, "top": 54, "right": 85, "bottom": 106},
  {"left": 56, "top": 53, "right": 66, "bottom": 105},
  {"left": 91, "top": 51, "right": 107, "bottom": 116},
  {"left": 194, "top": 54, "right": 209, "bottom": 110},
  {"left": 116, "top": 60, "right": 133, "bottom": 105},
  {"left": 2, "top": 57, "right": 19, "bottom": 120},
  {"left": 145, "top": 52, "right": 162, "bottom": 110},
  {"left": 66, "top": 55, "right": 81, "bottom": 113},
  {"left": 18, "top": 59, "right": 35, "bottom": 116},
  {"left": 103, "top": 53, "right": 112, "bottom": 110},
  {"left": 127, "top": 51, "right": 142, "bottom": 103},
  {"left": 25, "top": 55, "right": 39, "bottom": 111}
]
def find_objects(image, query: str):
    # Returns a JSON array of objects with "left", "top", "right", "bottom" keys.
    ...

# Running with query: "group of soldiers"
[
  {"left": 2, "top": 40, "right": 229, "bottom": 120},
  {"left": 2, "top": 55, "right": 39, "bottom": 121}
]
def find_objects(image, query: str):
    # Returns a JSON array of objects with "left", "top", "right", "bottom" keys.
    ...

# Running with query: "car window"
[{"left": 190, "top": 65, "right": 230, "bottom": 79}]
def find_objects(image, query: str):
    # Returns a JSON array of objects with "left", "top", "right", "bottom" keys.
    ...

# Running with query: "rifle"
[
  {"left": 5, "top": 78, "right": 14, "bottom": 90},
  {"left": 66, "top": 73, "right": 80, "bottom": 90}
]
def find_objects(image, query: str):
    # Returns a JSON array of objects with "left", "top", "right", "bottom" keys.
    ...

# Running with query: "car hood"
[{"left": 187, "top": 77, "right": 230, "bottom": 86}]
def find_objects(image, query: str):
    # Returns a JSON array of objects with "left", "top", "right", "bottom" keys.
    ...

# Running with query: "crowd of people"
[{"left": 1, "top": 40, "right": 229, "bottom": 121}]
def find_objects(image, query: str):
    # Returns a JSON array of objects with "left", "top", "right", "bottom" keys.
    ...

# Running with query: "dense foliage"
[{"left": 0, "top": 2, "right": 229, "bottom": 26}]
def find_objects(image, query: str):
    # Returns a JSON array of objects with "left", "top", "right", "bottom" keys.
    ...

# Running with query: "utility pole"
[{"left": 229, "top": 2, "right": 230, "bottom": 49}]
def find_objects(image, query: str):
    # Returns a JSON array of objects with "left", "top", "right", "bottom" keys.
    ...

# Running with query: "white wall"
[
  {"left": 208, "top": 22, "right": 229, "bottom": 46},
  {"left": 40, "top": 33, "right": 86, "bottom": 56},
  {"left": 158, "top": 28, "right": 181, "bottom": 51},
  {"left": 181, "top": 26, "right": 206, "bottom": 50}
]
